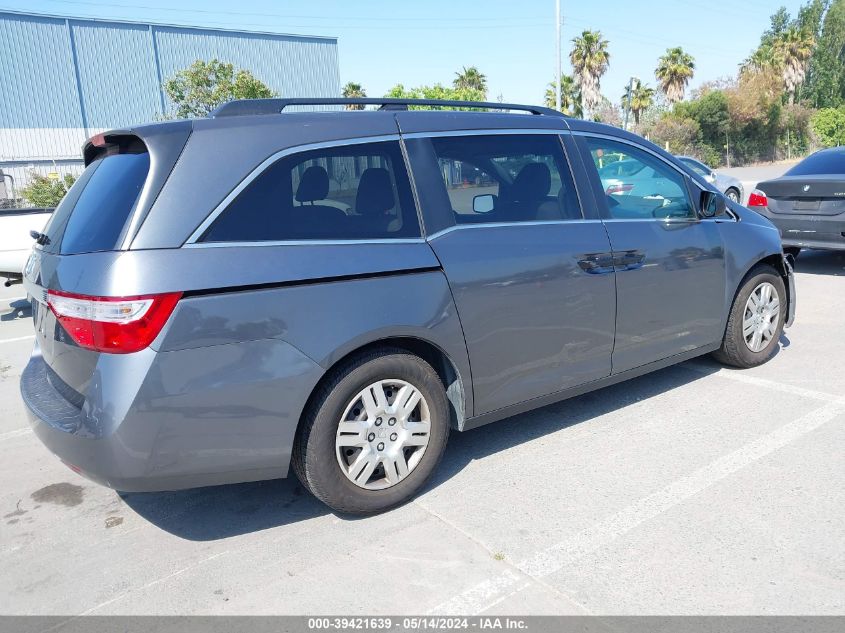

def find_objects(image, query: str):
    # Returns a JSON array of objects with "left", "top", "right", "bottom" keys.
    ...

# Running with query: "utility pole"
[
  {"left": 555, "top": 0, "right": 561, "bottom": 112},
  {"left": 623, "top": 76, "right": 637, "bottom": 131}
]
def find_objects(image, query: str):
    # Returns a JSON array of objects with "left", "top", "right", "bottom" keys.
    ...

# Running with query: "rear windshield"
[
  {"left": 41, "top": 151, "right": 150, "bottom": 255},
  {"left": 785, "top": 150, "right": 845, "bottom": 176}
]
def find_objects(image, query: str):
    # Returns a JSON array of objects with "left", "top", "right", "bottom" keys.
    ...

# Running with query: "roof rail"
[{"left": 210, "top": 98, "right": 565, "bottom": 118}]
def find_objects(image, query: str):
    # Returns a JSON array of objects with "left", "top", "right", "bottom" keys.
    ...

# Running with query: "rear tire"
[
  {"left": 292, "top": 347, "right": 450, "bottom": 515},
  {"left": 713, "top": 265, "right": 786, "bottom": 368}
]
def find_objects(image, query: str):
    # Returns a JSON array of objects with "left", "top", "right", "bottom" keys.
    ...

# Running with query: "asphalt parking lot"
[{"left": 1, "top": 227, "right": 843, "bottom": 614}]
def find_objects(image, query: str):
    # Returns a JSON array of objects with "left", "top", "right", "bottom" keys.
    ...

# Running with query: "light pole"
[
  {"left": 555, "top": 0, "right": 561, "bottom": 112},
  {"left": 623, "top": 76, "right": 638, "bottom": 131}
]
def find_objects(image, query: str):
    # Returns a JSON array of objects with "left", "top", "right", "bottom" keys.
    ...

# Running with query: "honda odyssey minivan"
[{"left": 21, "top": 98, "right": 795, "bottom": 514}]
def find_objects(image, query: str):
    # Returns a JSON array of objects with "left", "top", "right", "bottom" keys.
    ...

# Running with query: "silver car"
[{"left": 677, "top": 156, "right": 744, "bottom": 203}]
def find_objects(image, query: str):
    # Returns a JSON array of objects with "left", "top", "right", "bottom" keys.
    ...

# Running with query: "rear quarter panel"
[{"left": 156, "top": 267, "right": 473, "bottom": 418}]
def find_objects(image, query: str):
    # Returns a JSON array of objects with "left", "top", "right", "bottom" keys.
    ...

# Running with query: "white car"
[{"left": 0, "top": 209, "right": 52, "bottom": 284}]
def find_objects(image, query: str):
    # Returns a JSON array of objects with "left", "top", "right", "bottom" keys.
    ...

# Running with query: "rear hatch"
[{"left": 25, "top": 134, "right": 157, "bottom": 399}]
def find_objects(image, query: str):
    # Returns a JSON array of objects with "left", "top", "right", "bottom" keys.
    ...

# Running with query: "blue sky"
[{"left": 9, "top": 0, "right": 805, "bottom": 105}]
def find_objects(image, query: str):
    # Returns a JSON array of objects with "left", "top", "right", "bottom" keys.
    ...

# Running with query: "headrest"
[
  {"left": 295, "top": 165, "right": 330, "bottom": 203},
  {"left": 355, "top": 168, "right": 395, "bottom": 215},
  {"left": 511, "top": 162, "right": 551, "bottom": 202}
]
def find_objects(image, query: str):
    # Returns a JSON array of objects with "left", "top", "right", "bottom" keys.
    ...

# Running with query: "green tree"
[
  {"left": 805, "top": 0, "right": 845, "bottom": 107},
  {"left": 544, "top": 74, "right": 581, "bottom": 116},
  {"left": 570, "top": 30, "right": 610, "bottom": 119},
  {"left": 163, "top": 59, "right": 276, "bottom": 118},
  {"left": 810, "top": 106, "right": 845, "bottom": 145},
  {"left": 385, "top": 83, "right": 485, "bottom": 108},
  {"left": 655, "top": 47, "right": 696, "bottom": 105},
  {"left": 622, "top": 79, "right": 655, "bottom": 125},
  {"left": 453, "top": 66, "right": 487, "bottom": 96},
  {"left": 342, "top": 81, "right": 367, "bottom": 109},
  {"left": 21, "top": 172, "right": 76, "bottom": 208}
]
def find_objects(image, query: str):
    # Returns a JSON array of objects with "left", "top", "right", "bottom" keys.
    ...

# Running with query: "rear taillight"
[
  {"left": 606, "top": 183, "right": 634, "bottom": 195},
  {"left": 748, "top": 189, "right": 768, "bottom": 207},
  {"left": 47, "top": 290, "right": 182, "bottom": 354}
]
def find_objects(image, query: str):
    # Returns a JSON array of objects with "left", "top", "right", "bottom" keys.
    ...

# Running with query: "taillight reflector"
[
  {"left": 748, "top": 189, "right": 768, "bottom": 207},
  {"left": 47, "top": 291, "right": 182, "bottom": 354}
]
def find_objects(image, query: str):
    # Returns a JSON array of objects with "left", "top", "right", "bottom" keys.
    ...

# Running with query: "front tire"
[
  {"left": 725, "top": 187, "right": 740, "bottom": 203},
  {"left": 713, "top": 265, "right": 786, "bottom": 368},
  {"left": 292, "top": 347, "right": 450, "bottom": 514}
]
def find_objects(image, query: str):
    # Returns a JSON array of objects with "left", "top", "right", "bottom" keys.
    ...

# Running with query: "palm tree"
[
  {"left": 569, "top": 30, "right": 610, "bottom": 119},
  {"left": 544, "top": 74, "right": 582, "bottom": 116},
  {"left": 342, "top": 81, "right": 366, "bottom": 110},
  {"left": 453, "top": 66, "right": 487, "bottom": 96},
  {"left": 655, "top": 47, "right": 695, "bottom": 105},
  {"left": 622, "top": 79, "right": 655, "bottom": 126},
  {"left": 740, "top": 44, "right": 777, "bottom": 76},
  {"left": 774, "top": 27, "right": 815, "bottom": 104}
]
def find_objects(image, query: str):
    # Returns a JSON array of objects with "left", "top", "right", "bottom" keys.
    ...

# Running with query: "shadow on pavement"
[
  {"left": 794, "top": 249, "right": 845, "bottom": 277},
  {"left": 123, "top": 358, "right": 723, "bottom": 541},
  {"left": 1, "top": 298, "right": 32, "bottom": 322}
]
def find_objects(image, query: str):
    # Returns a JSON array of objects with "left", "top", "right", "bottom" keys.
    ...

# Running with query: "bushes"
[
  {"left": 21, "top": 172, "right": 76, "bottom": 208},
  {"left": 810, "top": 107, "right": 845, "bottom": 146}
]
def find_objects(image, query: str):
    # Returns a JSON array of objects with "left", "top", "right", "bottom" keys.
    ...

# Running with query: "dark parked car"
[
  {"left": 749, "top": 146, "right": 845, "bottom": 255},
  {"left": 21, "top": 98, "right": 795, "bottom": 514}
]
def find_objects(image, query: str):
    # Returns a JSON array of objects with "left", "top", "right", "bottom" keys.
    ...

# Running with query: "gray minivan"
[{"left": 21, "top": 98, "right": 795, "bottom": 514}]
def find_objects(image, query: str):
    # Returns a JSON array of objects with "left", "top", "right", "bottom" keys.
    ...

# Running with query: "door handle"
[
  {"left": 577, "top": 253, "right": 615, "bottom": 275},
  {"left": 613, "top": 250, "right": 646, "bottom": 271}
]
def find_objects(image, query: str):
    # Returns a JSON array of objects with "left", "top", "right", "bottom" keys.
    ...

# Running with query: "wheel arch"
[
  {"left": 300, "top": 336, "right": 469, "bottom": 435},
  {"left": 724, "top": 252, "right": 792, "bottom": 333}
]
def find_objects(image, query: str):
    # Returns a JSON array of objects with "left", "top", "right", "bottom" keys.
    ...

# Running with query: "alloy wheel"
[{"left": 742, "top": 282, "right": 780, "bottom": 352}]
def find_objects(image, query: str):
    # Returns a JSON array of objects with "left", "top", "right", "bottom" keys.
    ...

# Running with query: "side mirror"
[
  {"left": 700, "top": 190, "right": 727, "bottom": 218},
  {"left": 473, "top": 193, "right": 496, "bottom": 214},
  {"left": 705, "top": 172, "right": 716, "bottom": 184}
]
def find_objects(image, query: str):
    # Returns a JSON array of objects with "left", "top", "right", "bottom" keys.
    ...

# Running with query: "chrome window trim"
[
  {"left": 601, "top": 218, "right": 698, "bottom": 223},
  {"left": 185, "top": 134, "right": 403, "bottom": 245},
  {"left": 426, "top": 219, "right": 602, "bottom": 241},
  {"left": 402, "top": 128, "right": 567, "bottom": 140},
  {"left": 185, "top": 238, "right": 426, "bottom": 249}
]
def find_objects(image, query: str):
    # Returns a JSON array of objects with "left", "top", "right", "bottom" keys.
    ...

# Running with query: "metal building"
[{"left": 0, "top": 10, "right": 340, "bottom": 202}]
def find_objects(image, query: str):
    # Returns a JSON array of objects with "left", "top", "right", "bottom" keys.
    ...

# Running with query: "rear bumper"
[
  {"left": 756, "top": 208, "right": 845, "bottom": 251},
  {"left": 21, "top": 340, "right": 324, "bottom": 492}
]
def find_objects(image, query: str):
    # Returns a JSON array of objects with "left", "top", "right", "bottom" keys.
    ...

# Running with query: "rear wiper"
[{"left": 30, "top": 230, "right": 51, "bottom": 246}]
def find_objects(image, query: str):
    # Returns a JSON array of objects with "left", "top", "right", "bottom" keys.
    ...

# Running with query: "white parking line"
[
  {"left": 429, "top": 396, "right": 845, "bottom": 615},
  {"left": 684, "top": 361, "right": 838, "bottom": 403},
  {"left": 0, "top": 335, "right": 34, "bottom": 345},
  {"left": 0, "top": 427, "right": 32, "bottom": 441}
]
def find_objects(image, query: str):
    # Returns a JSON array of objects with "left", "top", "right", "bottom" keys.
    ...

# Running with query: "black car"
[{"left": 749, "top": 147, "right": 845, "bottom": 255}]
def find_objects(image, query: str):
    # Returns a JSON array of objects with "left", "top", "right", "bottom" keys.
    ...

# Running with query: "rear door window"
[
  {"left": 199, "top": 141, "right": 420, "bottom": 243},
  {"left": 42, "top": 152, "right": 150, "bottom": 255},
  {"left": 430, "top": 134, "right": 582, "bottom": 224}
]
